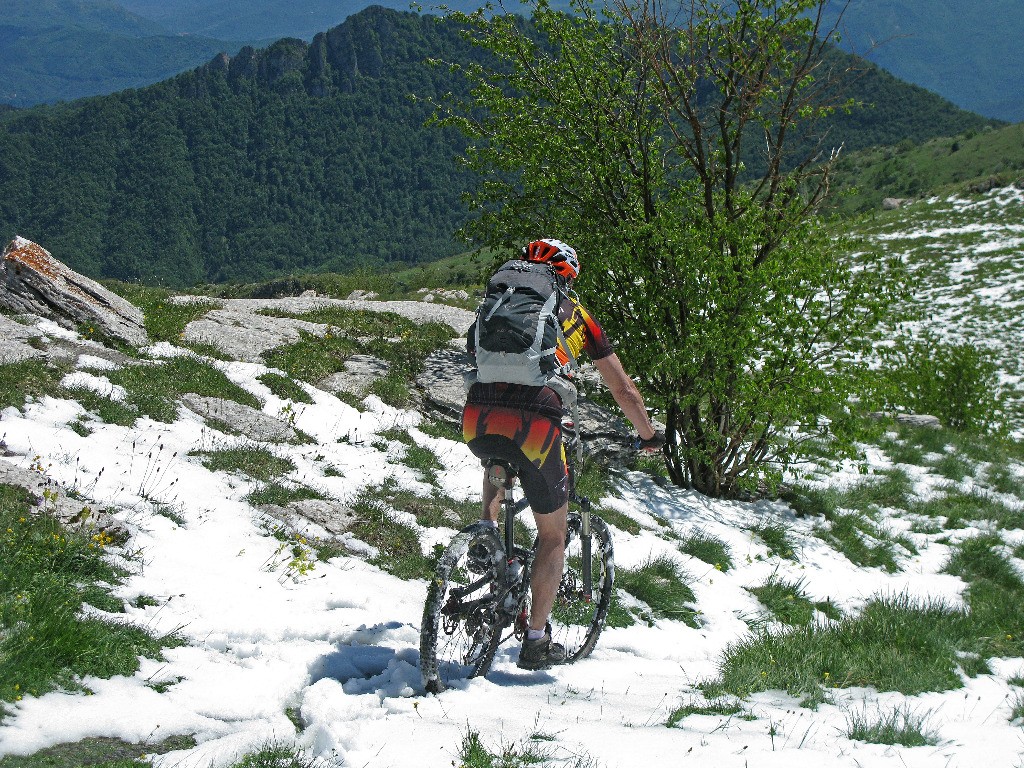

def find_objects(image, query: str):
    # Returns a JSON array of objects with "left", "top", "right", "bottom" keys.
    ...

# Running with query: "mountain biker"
[{"left": 462, "top": 238, "right": 665, "bottom": 670}]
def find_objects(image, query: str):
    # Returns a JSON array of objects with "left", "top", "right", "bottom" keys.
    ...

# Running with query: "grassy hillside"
[{"left": 829, "top": 122, "right": 1024, "bottom": 216}]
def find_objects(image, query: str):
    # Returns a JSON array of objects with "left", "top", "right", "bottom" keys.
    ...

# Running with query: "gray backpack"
[{"left": 466, "top": 260, "right": 579, "bottom": 406}]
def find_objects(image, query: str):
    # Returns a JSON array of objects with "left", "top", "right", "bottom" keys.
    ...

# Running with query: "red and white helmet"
[{"left": 522, "top": 239, "right": 580, "bottom": 280}]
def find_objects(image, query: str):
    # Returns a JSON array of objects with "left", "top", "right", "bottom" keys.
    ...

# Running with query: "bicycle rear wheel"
[
  {"left": 420, "top": 524, "right": 502, "bottom": 693},
  {"left": 548, "top": 512, "right": 614, "bottom": 663}
]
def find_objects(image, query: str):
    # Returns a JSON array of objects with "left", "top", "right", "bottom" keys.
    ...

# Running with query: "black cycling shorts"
[{"left": 462, "top": 404, "right": 568, "bottom": 514}]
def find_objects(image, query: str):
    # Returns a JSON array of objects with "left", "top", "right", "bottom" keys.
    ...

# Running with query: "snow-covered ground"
[{"left": 1, "top": 187, "right": 1023, "bottom": 767}]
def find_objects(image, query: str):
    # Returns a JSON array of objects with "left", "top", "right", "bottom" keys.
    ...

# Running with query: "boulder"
[
  {"left": 259, "top": 498, "right": 360, "bottom": 536},
  {"left": 1, "top": 237, "right": 147, "bottom": 347}
]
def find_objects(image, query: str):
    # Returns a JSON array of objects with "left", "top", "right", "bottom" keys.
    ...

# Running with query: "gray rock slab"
[
  {"left": 0, "top": 339, "right": 44, "bottom": 364},
  {"left": 181, "top": 308, "right": 328, "bottom": 362},
  {"left": 0, "top": 457, "right": 123, "bottom": 533},
  {"left": 416, "top": 347, "right": 471, "bottom": 418},
  {"left": 2, "top": 237, "right": 147, "bottom": 347},
  {"left": 317, "top": 354, "right": 390, "bottom": 396},
  {"left": 259, "top": 499, "right": 360, "bottom": 536},
  {"left": 180, "top": 393, "right": 297, "bottom": 442}
]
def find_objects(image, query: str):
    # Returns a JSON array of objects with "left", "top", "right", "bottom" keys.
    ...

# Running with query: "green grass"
[
  {"left": 261, "top": 308, "right": 456, "bottom": 397},
  {"left": 750, "top": 521, "right": 797, "bottom": 560},
  {"left": 104, "top": 282, "right": 220, "bottom": 345},
  {"left": 348, "top": 494, "right": 434, "bottom": 580},
  {"left": 457, "top": 728, "right": 578, "bottom": 768},
  {"left": 0, "top": 735, "right": 197, "bottom": 768},
  {"left": 679, "top": 529, "right": 733, "bottom": 572},
  {"left": 0, "top": 360, "right": 67, "bottom": 411},
  {"left": 97, "top": 355, "right": 261, "bottom": 424},
  {"left": 0, "top": 484, "right": 182, "bottom": 715},
  {"left": 194, "top": 446, "right": 295, "bottom": 482},
  {"left": 910, "top": 488, "right": 1024, "bottom": 530},
  {"left": 226, "top": 744, "right": 334, "bottom": 768},
  {"left": 845, "top": 705, "right": 939, "bottom": 747},
  {"left": 814, "top": 511, "right": 908, "bottom": 572},
  {"left": 245, "top": 483, "right": 327, "bottom": 507},
  {"left": 258, "top": 372, "right": 314, "bottom": 404},
  {"left": 355, "top": 481, "right": 479, "bottom": 530},
  {"left": 616, "top": 555, "right": 699, "bottom": 627},
  {"left": 747, "top": 576, "right": 817, "bottom": 626},
  {"left": 666, "top": 696, "right": 744, "bottom": 727},
  {"left": 61, "top": 387, "right": 137, "bottom": 427},
  {"left": 713, "top": 594, "right": 971, "bottom": 702}
]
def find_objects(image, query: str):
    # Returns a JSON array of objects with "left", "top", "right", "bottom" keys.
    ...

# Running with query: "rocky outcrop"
[{"left": 1, "top": 237, "right": 147, "bottom": 347}]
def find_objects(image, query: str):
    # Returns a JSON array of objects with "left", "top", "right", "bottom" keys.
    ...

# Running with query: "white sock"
[
  {"left": 483, "top": 520, "right": 498, "bottom": 528},
  {"left": 526, "top": 627, "right": 545, "bottom": 641}
]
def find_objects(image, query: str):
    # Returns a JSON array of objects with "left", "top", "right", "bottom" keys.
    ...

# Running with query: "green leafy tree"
[{"left": 435, "top": 0, "right": 906, "bottom": 497}]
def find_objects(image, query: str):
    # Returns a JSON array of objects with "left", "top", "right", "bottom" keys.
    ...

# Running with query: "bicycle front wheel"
[
  {"left": 549, "top": 512, "right": 614, "bottom": 663},
  {"left": 420, "top": 525, "right": 502, "bottom": 693}
]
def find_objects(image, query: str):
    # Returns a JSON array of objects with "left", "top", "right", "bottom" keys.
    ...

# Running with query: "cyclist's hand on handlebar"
[{"left": 633, "top": 428, "right": 666, "bottom": 453}]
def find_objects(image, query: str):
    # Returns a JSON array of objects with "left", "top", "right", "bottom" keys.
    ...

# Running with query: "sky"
[{"left": 1, "top": 190, "right": 1024, "bottom": 767}]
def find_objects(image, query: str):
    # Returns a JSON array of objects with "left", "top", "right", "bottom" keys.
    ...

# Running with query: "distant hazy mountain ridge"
[{"left": 0, "top": 8, "right": 999, "bottom": 287}]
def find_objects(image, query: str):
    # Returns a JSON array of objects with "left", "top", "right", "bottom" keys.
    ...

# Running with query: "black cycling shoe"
[{"left": 517, "top": 625, "right": 567, "bottom": 670}]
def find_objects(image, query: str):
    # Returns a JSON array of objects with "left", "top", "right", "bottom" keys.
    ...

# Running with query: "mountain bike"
[{"left": 419, "top": 428, "right": 615, "bottom": 693}]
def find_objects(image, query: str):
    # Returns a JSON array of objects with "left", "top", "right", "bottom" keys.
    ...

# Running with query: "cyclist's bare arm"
[{"left": 593, "top": 354, "right": 657, "bottom": 441}]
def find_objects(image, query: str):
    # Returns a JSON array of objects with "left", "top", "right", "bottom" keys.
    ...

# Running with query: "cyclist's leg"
[
  {"left": 528, "top": 501, "right": 568, "bottom": 631},
  {"left": 481, "top": 477, "right": 503, "bottom": 524}
]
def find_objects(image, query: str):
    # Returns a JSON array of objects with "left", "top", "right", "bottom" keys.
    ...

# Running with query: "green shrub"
[{"left": 878, "top": 332, "right": 1007, "bottom": 434}]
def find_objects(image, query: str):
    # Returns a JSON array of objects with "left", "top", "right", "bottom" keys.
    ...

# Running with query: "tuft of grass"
[
  {"left": 457, "top": 729, "right": 560, "bottom": 768},
  {"left": 0, "top": 735, "right": 197, "bottom": 768},
  {"left": 228, "top": 743, "right": 335, "bottom": 768},
  {"left": 910, "top": 488, "right": 1024, "bottom": 530},
  {"left": 104, "top": 282, "right": 220, "bottom": 344},
  {"left": 839, "top": 470, "right": 915, "bottom": 512},
  {"left": 750, "top": 521, "right": 797, "bottom": 560},
  {"left": 679, "top": 529, "right": 733, "bottom": 572},
  {"left": 194, "top": 446, "right": 295, "bottom": 482},
  {"left": 714, "top": 594, "right": 971, "bottom": 701},
  {"left": 349, "top": 495, "right": 433, "bottom": 580},
  {"left": 258, "top": 372, "right": 314, "bottom": 404},
  {"left": 0, "top": 360, "right": 67, "bottom": 411},
  {"left": 814, "top": 511, "right": 907, "bottom": 572},
  {"left": 666, "top": 696, "right": 744, "bottom": 727},
  {"left": 101, "top": 355, "right": 261, "bottom": 424},
  {"left": 246, "top": 483, "right": 326, "bottom": 507},
  {"left": 594, "top": 506, "right": 642, "bottom": 536},
  {"left": 0, "top": 484, "right": 183, "bottom": 714},
  {"left": 747, "top": 575, "right": 816, "bottom": 626},
  {"left": 845, "top": 705, "right": 939, "bottom": 747},
  {"left": 62, "top": 387, "right": 137, "bottom": 427},
  {"left": 261, "top": 309, "right": 455, "bottom": 403},
  {"left": 354, "top": 481, "right": 479, "bottom": 530},
  {"left": 616, "top": 555, "right": 699, "bottom": 627},
  {"left": 417, "top": 418, "right": 464, "bottom": 443}
]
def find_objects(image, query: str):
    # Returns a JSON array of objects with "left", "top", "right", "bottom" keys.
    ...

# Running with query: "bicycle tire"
[
  {"left": 420, "top": 523, "right": 503, "bottom": 693},
  {"left": 547, "top": 512, "right": 614, "bottom": 663}
]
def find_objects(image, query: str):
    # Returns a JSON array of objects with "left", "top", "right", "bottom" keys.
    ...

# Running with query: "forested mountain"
[
  {"left": 0, "top": 7, "right": 1000, "bottom": 287},
  {"left": 822, "top": 0, "right": 1024, "bottom": 122},
  {"left": 0, "top": 0, "right": 241, "bottom": 107}
]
